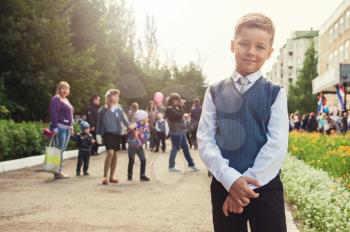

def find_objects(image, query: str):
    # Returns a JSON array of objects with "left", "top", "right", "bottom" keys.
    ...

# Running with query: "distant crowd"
[
  {"left": 289, "top": 111, "right": 349, "bottom": 135},
  {"left": 48, "top": 81, "right": 202, "bottom": 184}
]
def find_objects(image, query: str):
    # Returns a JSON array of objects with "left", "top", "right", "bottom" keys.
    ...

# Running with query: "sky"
[{"left": 130, "top": 0, "right": 344, "bottom": 84}]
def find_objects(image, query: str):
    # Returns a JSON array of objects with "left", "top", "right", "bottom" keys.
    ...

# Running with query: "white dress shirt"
[{"left": 197, "top": 70, "right": 289, "bottom": 191}]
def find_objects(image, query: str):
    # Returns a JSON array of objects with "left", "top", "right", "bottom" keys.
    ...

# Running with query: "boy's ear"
[
  {"left": 267, "top": 47, "right": 274, "bottom": 59},
  {"left": 230, "top": 40, "right": 235, "bottom": 53}
]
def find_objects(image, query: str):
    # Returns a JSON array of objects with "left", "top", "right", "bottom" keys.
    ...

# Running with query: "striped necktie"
[{"left": 237, "top": 77, "right": 250, "bottom": 93}]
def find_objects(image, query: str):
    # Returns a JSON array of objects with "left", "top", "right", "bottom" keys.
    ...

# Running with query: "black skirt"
[{"left": 103, "top": 133, "right": 121, "bottom": 151}]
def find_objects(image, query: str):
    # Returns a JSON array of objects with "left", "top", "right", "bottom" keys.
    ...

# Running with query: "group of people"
[
  {"left": 289, "top": 111, "right": 350, "bottom": 134},
  {"left": 49, "top": 12, "right": 296, "bottom": 232},
  {"left": 49, "top": 81, "right": 202, "bottom": 184}
]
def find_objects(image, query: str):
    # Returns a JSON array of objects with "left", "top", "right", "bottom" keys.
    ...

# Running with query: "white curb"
[{"left": 0, "top": 146, "right": 106, "bottom": 173}]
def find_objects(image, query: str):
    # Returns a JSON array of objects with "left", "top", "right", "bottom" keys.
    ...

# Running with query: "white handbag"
[{"left": 43, "top": 137, "right": 62, "bottom": 173}]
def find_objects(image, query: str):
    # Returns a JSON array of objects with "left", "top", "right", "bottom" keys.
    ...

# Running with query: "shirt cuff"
[{"left": 220, "top": 167, "right": 242, "bottom": 192}]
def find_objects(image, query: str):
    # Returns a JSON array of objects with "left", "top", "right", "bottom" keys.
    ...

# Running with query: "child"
[
  {"left": 197, "top": 13, "right": 289, "bottom": 232},
  {"left": 96, "top": 89, "right": 131, "bottom": 185},
  {"left": 154, "top": 112, "right": 169, "bottom": 152},
  {"left": 127, "top": 110, "right": 150, "bottom": 182},
  {"left": 72, "top": 121, "right": 96, "bottom": 176}
]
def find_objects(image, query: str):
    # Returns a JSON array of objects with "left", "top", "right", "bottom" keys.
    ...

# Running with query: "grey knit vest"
[{"left": 210, "top": 77, "right": 281, "bottom": 173}]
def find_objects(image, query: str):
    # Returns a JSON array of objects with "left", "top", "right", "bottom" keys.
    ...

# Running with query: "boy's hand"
[
  {"left": 91, "top": 139, "right": 96, "bottom": 144},
  {"left": 222, "top": 195, "right": 244, "bottom": 216},
  {"left": 229, "top": 176, "right": 261, "bottom": 208}
]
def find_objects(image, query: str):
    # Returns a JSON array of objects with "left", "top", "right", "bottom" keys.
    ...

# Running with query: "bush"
[
  {"left": 0, "top": 120, "right": 46, "bottom": 161},
  {"left": 282, "top": 155, "right": 350, "bottom": 232},
  {"left": 289, "top": 131, "right": 350, "bottom": 187}
]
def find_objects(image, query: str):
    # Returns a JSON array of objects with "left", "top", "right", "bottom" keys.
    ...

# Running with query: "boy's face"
[
  {"left": 84, "top": 128, "right": 90, "bottom": 134},
  {"left": 231, "top": 27, "right": 273, "bottom": 76}
]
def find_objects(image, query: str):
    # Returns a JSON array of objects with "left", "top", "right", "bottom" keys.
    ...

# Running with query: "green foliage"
[
  {"left": 0, "top": 0, "right": 207, "bottom": 121},
  {"left": 0, "top": 120, "right": 46, "bottom": 161},
  {"left": 288, "top": 41, "right": 318, "bottom": 113}
]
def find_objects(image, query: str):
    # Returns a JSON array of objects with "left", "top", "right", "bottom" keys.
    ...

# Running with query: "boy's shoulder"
[{"left": 209, "top": 76, "right": 283, "bottom": 102}]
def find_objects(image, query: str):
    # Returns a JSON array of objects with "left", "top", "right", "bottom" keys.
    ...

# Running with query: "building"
[
  {"left": 312, "top": 0, "right": 350, "bottom": 112},
  {"left": 267, "top": 30, "right": 318, "bottom": 94}
]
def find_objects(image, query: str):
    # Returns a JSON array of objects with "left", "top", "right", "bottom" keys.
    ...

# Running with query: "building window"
[
  {"left": 335, "top": 22, "right": 339, "bottom": 38},
  {"left": 329, "top": 53, "right": 333, "bottom": 65},
  {"left": 330, "top": 27, "right": 333, "bottom": 40},
  {"left": 346, "top": 40, "right": 350, "bottom": 60},
  {"left": 288, "top": 51, "right": 293, "bottom": 56},
  {"left": 340, "top": 16, "right": 345, "bottom": 34},
  {"left": 339, "top": 44, "right": 344, "bottom": 61},
  {"left": 347, "top": 10, "right": 350, "bottom": 29}
]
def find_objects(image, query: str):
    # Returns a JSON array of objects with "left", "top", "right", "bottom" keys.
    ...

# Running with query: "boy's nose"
[{"left": 247, "top": 46, "right": 256, "bottom": 56}]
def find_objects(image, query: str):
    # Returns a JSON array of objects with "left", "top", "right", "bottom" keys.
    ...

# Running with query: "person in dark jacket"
[
  {"left": 86, "top": 95, "right": 100, "bottom": 155},
  {"left": 190, "top": 98, "right": 202, "bottom": 149},
  {"left": 307, "top": 112, "right": 318, "bottom": 132},
  {"left": 71, "top": 121, "right": 96, "bottom": 176},
  {"left": 165, "top": 93, "right": 199, "bottom": 172}
]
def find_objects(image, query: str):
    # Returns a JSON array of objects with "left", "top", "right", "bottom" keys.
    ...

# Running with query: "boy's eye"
[{"left": 239, "top": 41, "right": 249, "bottom": 47}]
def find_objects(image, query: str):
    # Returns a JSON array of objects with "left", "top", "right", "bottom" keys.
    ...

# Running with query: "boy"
[
  {"left": 72, "top": 121, "right": 96, "bottom": 176},
  {"left": 197, "top": 13, "right": 289, "bottom": 232},
  {"left": 154, "top": 112, "right": 169, "bottom": 152},
  {"left": 127, "top": 110, "right": 150, "bottom": 182}
]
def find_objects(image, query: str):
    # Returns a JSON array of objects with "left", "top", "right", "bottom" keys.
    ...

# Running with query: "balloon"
[{"left": 153, "top": 92, "right": 164, "bottom": 103}]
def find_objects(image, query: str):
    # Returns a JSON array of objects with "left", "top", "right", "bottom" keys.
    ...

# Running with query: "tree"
[
  {"left": 0, "top": 0, "right": 99, "bottom": 120},
  {"left": 288, "top": 41, "right": 318, "bottom": 113}
]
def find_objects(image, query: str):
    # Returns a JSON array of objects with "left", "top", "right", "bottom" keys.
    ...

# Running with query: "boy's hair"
[{"left": 234, "top": 13, "right": 275, "bottom": 45}]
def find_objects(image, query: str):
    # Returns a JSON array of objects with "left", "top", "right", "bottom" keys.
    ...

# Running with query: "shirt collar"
[{"left": 232, "top": 70, "right": 262, "bottom": 83}]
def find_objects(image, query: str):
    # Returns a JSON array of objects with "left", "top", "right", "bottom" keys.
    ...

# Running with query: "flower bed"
[
  {"left": 288, "top": 131, "right": 350, "bottom": 188},
  {"left": 282, "top": 155, "right": 350, "bottom": 232}
]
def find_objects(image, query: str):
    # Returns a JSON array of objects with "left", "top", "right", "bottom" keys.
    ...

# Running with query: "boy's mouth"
[{"left": 242, "top": 59, "right": 257, "bottom": 63}]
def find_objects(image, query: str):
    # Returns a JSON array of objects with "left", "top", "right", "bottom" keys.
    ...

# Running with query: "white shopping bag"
[{"left": 43, "top": 137, "right": 61, "bottom": 173}]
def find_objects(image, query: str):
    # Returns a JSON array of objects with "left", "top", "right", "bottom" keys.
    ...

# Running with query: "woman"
[
  {"left": 165, "top": 93, "right": 199, "bottom": 172},
  {"left": 96, "top": 89, "right": 130, "bottom": 185},
  {"left": 49, "top": 81, "right": 74, "bottom": 179}
]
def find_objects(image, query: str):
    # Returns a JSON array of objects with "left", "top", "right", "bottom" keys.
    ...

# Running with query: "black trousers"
[
  {"left": 155, "top": 131, "right": 166, "bottom": 152},
  {"left": 120, "top": 134, "right": 127, "bottom": 150},
  {"left": 128, "top": 147, "right": 146, "bottom": 177},
  {"left": 76, "top": 150, "right": 90, "bottom": 173},
  {"left": 211, "top": 175, "right": 287, "bottom": 232}
]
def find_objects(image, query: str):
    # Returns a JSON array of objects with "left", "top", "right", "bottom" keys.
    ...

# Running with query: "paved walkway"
[{"left": 0, "top": 147, "right": 299, "bottom": 231}]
